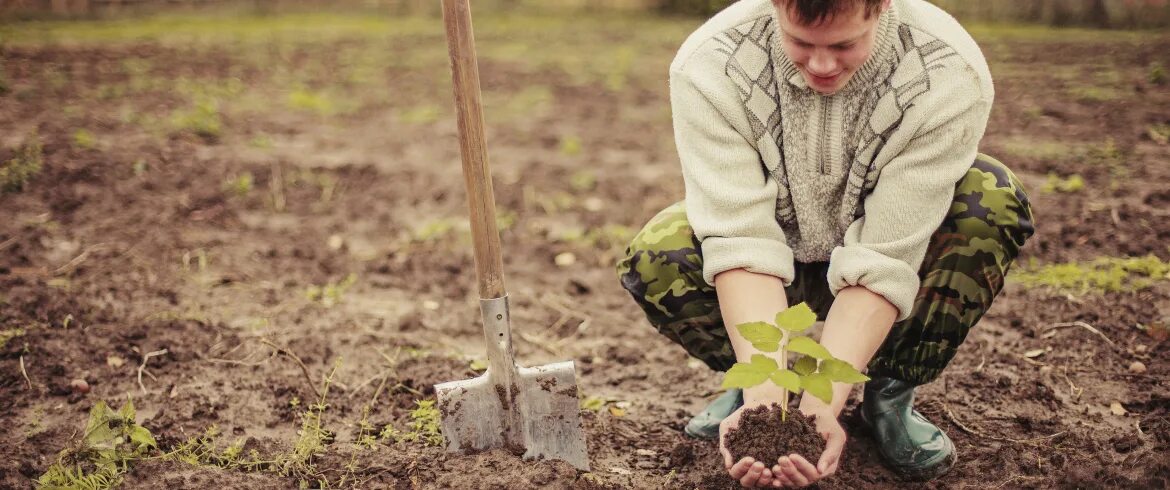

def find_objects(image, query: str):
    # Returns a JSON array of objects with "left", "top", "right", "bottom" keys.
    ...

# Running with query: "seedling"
[
  {"left": 37, "top": 400, "right": 158, "bottom": 489},
  {"left": 223, "top": 172, "right": 255, "bottom": 197},
  {"left": 1041, "top": 173, "right": 1085, "bottom": 193},
  {"left": 721, "top": 302, "right": 869, "bottom": 417},
  {"left": 1, "top": 140, "right": 44, "bottom": 193},
  {"left": 72, "top": 129, "right": 98, "bottom": 150},
  {"left": 305, "top": 273, "right": 357, "bottom": 308}
]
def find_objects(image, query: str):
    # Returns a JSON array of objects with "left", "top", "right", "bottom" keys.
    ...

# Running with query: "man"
[{"left": 617, "top": 0, "right": 1034, "bottom": 487}]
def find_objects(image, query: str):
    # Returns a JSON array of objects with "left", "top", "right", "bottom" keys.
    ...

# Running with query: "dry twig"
[
  {"left": 19, "top": 355, "right": 32, "bottom": 389},
  {"left": 138, "top": 349, "right": 169, "bottom": 394},
  {"left": 0, "top": 235, "right": 20, "bottom": 253},
  {"left": 260, "top": 339, "right": 323, "bottom": 400},
  {"left": 939, "top": 401, "right": 1065, "bottom": 447},
  {"left": 53, "top": 243, "right": 112, "bottom": 276},
  {"left": 1043, "top": 321, "right": 1115, "bottom": 347}
]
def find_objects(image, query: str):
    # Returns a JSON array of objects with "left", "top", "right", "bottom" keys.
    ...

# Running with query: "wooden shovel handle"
[{"left": 442, "top": 0, "right": 506, "bottom": 299}]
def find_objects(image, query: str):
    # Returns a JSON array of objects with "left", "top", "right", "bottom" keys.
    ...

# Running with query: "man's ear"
[{"left": 881, "top": 0, "right": 893, "bottom": 12}]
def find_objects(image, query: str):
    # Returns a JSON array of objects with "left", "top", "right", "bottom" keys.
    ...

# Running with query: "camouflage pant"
[{"left": 616, "top": 154, "right": 1034, "bottom": 385}]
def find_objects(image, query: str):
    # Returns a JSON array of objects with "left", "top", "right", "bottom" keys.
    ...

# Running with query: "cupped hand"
[
  {"left": 718, "top": 405, "right": 847, "bottom": 488},
  {"left": 719, "top": 405, "right": 780, "bottom": 488},
  {"left": 770, "top": 408, "right": 846, "bottom": 488}
]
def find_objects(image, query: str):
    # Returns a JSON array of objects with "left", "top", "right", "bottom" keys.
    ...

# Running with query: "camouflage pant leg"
[
  {"left": 615, "top": 203, "right": 835, "bottom": 372},
  {"left": 867, "top": 153, "right": 1035, "bottom": 384},
  {"left": 615, "top": 202, "right": 733, "bottom": 371}
]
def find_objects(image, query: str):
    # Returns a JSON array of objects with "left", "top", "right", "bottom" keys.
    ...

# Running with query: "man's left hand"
[{"left": 770, "top": 406, "right": 846, "bottom": 488}]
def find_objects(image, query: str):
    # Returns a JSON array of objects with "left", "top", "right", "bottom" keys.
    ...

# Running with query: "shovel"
[{"left": 432, "top": 0, "right": 589, "bottom": 472}]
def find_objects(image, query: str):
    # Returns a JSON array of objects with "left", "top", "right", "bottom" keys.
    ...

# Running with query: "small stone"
[
  {"left": 1039, "top": 366, "right": 1054, "bottom": 375},
  {"left": 554, "top": 252, "right": 576, "bottom": 267},
  {"left": 1128, "top": 361, "right": 1147, "bottom": 374},
  {"left": 1110, "top": 401, "right": 1127, "bottom": 416},
  {"left": 70, "top": 378, "right": 90, "bottom": 394},
  {"left": 327, "top": 235, "right": 344, "bottom": 251},
  {"left": 1134, "top": 344, "right": 1148, "bottom": 354},
  {"left": 583, "top": 197, "right": 604, "bottom": 212},
  {"left": 422, "top": 300, "right": 440, "bottom": 311}
]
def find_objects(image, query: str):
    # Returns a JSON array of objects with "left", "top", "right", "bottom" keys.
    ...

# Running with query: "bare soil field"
[{"left": 1, "top": 12, "right": 1168, "bottom": 489}]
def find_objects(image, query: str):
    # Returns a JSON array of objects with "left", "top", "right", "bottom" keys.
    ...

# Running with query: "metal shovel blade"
[{"left": 434, "top": 297, "right": 589, "bottom": 471}]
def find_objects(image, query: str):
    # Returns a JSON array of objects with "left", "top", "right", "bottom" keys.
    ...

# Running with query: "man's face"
[{"left": 775, "top": 1, "right": 889, "bottom": 95}]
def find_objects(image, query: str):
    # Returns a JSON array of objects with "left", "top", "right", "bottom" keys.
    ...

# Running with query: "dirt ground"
[{"left": 1, "top": 10, "right": 1168, "bottom": 490}]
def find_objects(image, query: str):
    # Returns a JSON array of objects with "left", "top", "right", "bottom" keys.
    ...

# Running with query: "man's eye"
[{"left": 832, "top": 44, "right": 855, "bottom": 51}]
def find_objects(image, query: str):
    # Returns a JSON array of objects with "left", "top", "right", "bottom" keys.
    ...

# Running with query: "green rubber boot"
[
  {"left": 684, "top": 389, "right": 743, "bottom": 440},
  {"left": 860, "top": 377, "right": 956, "bottom": 481}
]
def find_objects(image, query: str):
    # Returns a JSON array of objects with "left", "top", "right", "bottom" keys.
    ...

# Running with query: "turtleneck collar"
[{"left": 769, "top": 1, "right": 899, "bottom": 95}]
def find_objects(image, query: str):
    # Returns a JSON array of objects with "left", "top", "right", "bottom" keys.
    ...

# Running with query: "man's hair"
[{"left": 774, "top": 0, "right": 886, "bottom": 25}]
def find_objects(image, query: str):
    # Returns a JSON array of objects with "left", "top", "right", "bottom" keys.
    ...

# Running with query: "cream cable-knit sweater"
[{"left": 671, "top": 0, "right": 993, "bottom": 320}]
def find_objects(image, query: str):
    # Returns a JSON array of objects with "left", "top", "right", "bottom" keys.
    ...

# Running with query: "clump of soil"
[
  {"left": 727, "top": 404, "right": 826, "bottom": 468},
  {"left": 699, "top": 404, "right": 827, "bottom": 488}
]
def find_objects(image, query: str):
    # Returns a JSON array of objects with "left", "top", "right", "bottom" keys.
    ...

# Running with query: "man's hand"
[
  {"left": 718, "top": 404, "right": 846, "bottom": 488},
  {"left": 719, "top": 404, "right": 779, "bottom": 488},
  {"left": 770, "top": 407, "right": 846, "bottom": 488}
]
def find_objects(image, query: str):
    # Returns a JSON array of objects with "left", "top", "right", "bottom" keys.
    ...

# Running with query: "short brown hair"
[{"left": 774, "top": 0, "right": 885, "bottom": 25}]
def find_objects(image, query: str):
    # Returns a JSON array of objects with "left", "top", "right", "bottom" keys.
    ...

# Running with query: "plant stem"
[{"left": 780, "top": 330, "right": 789, "bottom": 410}]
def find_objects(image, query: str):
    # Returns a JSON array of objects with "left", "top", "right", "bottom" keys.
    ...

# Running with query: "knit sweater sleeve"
[
  {"left": 670, "top": 55, "right": 796, "bottom": 286},
  {"left": 827, "top": 62, "right": 992, "bottom": 320}
]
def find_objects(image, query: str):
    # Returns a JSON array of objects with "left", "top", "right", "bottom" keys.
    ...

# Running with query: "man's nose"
[{"left": 807, "top": 50, "right": 837, "bottom": 76}]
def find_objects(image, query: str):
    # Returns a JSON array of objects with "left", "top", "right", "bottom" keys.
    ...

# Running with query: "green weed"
[
  {"left": 1040, "top": 173, "right": 1085, "bottom": 193},
  {"left": 72, "top": 129, "right": 98, "bottom": 150},
  {"left": 0, "top": 327, "right": 25, "bottom": 349},
  {"left": 1012, "top": 255, "right": 1170, "bottom": 294},
  {"left": 568, "top": 169, "right": 596, "bottom": 191},
  {"left": 1068, "top": 85, "right": 1124, "bottom": 103},
  {"left": 411, "top": 218, "right": 459, "bottom": 243},
  {"left": 287, "top": 87, "right": 334, "bottom": 115},
  {"left": 249, "top": 134, "right": 275, "bottom": 149},
  {"left": 381, "top": 400, "right": 443, "bottom": 446},
  {"left": 1, "top": 140, "right": 43, "bottom": 193},
  {"left": 171, "top": 97, "right": 223, "bottom": 140},
  {"left": 399, "top": 105, "right": 440, "bottom": 125},
  {"left": 560, "top": 136, "right": 583, "bottom": 157},
  {"left": 223, "top": 172, "right": 255, "bottom": 197},
  {"left": 1148, "top": 124, "right": 1170, "bottom": 145},
  {"left": 37, "top": 400, "right": 158, "bottom": 489},
  {"left": 305, "top": 273, "right": 357, "bottom": 308},
  {"left": 1150, "top": 62, "right": 1167, "bottom": 85}
]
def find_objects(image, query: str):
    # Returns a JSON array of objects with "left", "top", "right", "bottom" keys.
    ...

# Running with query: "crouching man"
[{"left": 617, "top": 0, "right": 1034, "bottom": 487}]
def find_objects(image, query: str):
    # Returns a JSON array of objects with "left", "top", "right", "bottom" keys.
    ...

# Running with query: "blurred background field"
[{"left": 3, "top": 0, "right": 1170, "bottom": 27}]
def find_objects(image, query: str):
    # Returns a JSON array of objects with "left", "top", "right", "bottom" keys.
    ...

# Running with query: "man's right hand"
[{"left": 719, "top": 405, "right": 780, "bottom": 488}]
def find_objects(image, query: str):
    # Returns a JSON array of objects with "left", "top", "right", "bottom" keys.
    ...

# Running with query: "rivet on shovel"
[{"left": 432, "top": 0, "right": 589, "bottom": 472}]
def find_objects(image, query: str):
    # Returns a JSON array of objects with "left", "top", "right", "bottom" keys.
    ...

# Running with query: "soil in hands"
[{"left": 702, "top": 404, "right": 826, "bottom": 489}]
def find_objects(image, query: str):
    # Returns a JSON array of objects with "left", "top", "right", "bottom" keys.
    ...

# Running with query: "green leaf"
[
  {"left": 769, "top": 369, "right": 801, "bottom": 393},
  {"left": 801, "top": 373, "right": 833, "bottom": 404},
  {"left": 721, "top": 354, "right": 779, "bottom": 389},
  {"left": 117, "top": 399, "right": 137, "bottom": 420},
  {"left": 775, "top": 303, "right": 817, "bottom": 333},
  {"left": 792, "top": 355, "right": 817, "bottom": 376},
  {"left": 736, "top": 321, "right": 781, "bottom": 353},
  {"left": 786, "top": 336, "right": 833, "bottom": 360},
  {"left": 820, "top": 359, "right": 870, "bottom": 384},
  {"left": 84, "top": 402, "right": 119, "bottom": 449},
  {"left": 129, "top": 426, "right": 157, "bottom": 450}
]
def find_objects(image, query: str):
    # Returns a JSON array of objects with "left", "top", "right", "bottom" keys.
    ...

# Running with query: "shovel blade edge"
[
  {"left": 517, "top": 361, "right": 590, "bottom": 471},
  {"left": 435, "top": 375, "right": 508, "bottom": 453}
]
